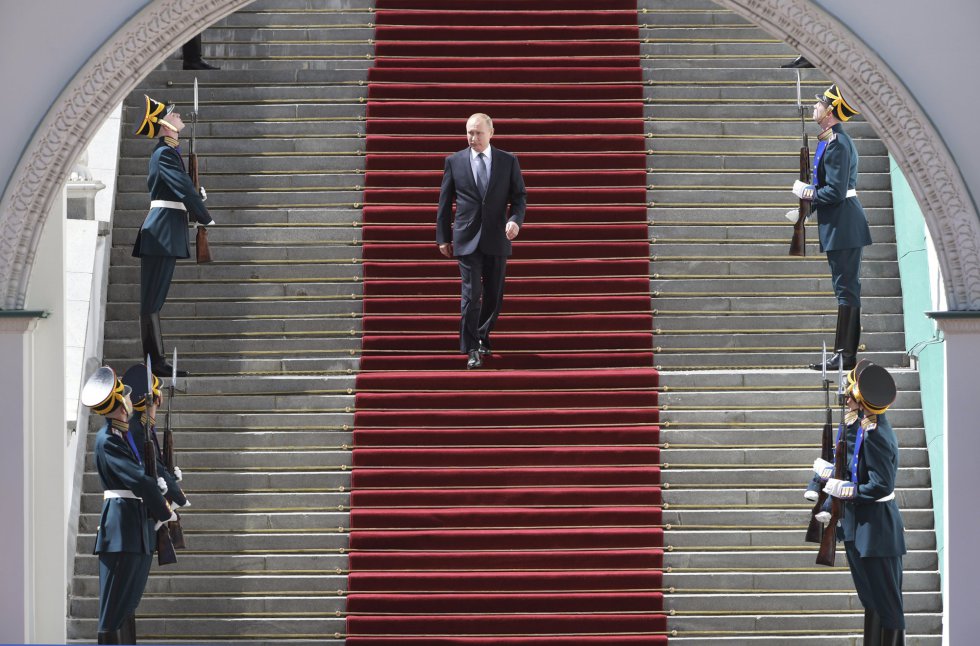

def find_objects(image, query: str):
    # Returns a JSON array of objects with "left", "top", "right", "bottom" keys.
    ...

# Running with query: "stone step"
[
  {"left": 661, "top": 467, "right": 931, "bottom": 488},
  {"left": 70, "top": 594, "right": 346, "bottom": 619},
  {"left": 67, "top": 616, "right": 347, "bottom": 639},
  {"left": 73, "top": 552, "right": 349, "bottom": 576},
  {"left": 662, "top": 525, "right": 935, "bottom": 549},
  {"left": 651, "top": 295, "right": 903, "bottom": 314},
  {"left": 653, "top": 350, "right": 910, "bottom": 370},
  {"left": 79, "top": 511, "right": 350, "bottom": 534},
  {"left": 83, "top": 471, "right": 352, "bottom": 493},
  {"left": 648, "top": 152, "right": 889, "bottom": 172},
  {"left": 649, "top": 207, "right": 894, "bottom": 225}
]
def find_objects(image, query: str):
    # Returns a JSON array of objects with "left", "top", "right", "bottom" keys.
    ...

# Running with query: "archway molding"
[{"left": 1, "top": 0, "right": 979, "bottom": 309}]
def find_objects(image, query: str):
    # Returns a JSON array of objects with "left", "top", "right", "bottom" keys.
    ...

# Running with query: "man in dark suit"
[
  {"left": 81, "top": 367, "right": 176, "bottom": 644},
  {"left": 436, "top": 113, "right": 527, "bottom": 369},
  {"left": 791, "top": 84, "right": 872, "bottom": 371},
  {"left": 132, "top": 96, "right": 214, "bottom": 377},
  {"left": 822, "top": 360, "right": 906, "bottom": 645}
]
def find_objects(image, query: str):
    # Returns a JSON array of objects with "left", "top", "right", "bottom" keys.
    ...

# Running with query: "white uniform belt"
[
  {"left": 150, "top": 200, "right": 187, "bottom": 211},
  {"left": 846, "top": 189, "right": 857, "bottom": 198},
  {"left": 876, "top": 492, "right": 895, "bottom": 503},
  {"left": 104, "top": 489, "right": 140, "bottom": 500}
]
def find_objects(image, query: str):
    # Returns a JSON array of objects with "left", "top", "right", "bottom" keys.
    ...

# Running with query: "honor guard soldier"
[
  {"left": 791, "top": 84, "right": 871, "bottom": 372},
  {"left": 122, "top": 364, "right": 189, "bottom": 511},
  {"left": 82, "top": 367, "right": 176, "bottom": 644},
  {"left": 133, "top": 95, "right": 214, "bottom": 377},
  {"left": 822, "top": 360, "right": 907, "bottom": 645}
]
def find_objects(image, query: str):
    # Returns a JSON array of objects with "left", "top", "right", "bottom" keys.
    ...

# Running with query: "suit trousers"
[
  {"left": 458, "top": 249, "right": 507, "bottom": 353},
  {"left": 98, "top": 551, "right": 153, "bottom": 631},
  {"left": 826, "top": 247, "right": 863, "bottom": 307},
  {"left": 845, "top": 541, "right": 905, "bottom": 629},
  {"left": 140, "top": 255, "right": 177, "bottom": 315}
]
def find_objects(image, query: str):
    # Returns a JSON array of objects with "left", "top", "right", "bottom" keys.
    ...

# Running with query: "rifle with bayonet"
[
  {"left": 164, "top": 347, "right": 186, "bottom": 549},
  {"left": 816, "top": 359, "right": 847, "bottom": 566},
  {"left": 806, "top": 342, "right": 833, "bottom": 543},
  {"left": 145, "top": 356, "right": 178, "bottom": 566},
  {"left": 189, "top": 77, "right": 212, "bottom": 264},
  {"left": 790, "top": 70, "right": 810, "bottom": 257}
]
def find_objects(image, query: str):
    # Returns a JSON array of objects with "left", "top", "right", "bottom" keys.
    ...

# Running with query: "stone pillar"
[
  {"left": 0, "top": 312, "right": 45, "bottom": 642},
  {"left": 25, "top": 189, "right": 68, "bottom": 644},
  {"left": 928, "top": 311, "right": 980, "bottom": 644}
]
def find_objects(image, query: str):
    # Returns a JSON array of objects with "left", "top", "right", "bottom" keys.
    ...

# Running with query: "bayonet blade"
[
  {"left": 821, "top": 341, "right": 827, "bottom": 382},
  {"left": 146, "top": 354, "right": 154, "bottom": 401},
  {"left": 795, "top": 69, "right": 802, "bottom": 109},
  {"left": 171, "top": 347, "right": 178, "bottom": 389},
  {"left": 193, "top": 78, "right": 199, "bottom": 115}
]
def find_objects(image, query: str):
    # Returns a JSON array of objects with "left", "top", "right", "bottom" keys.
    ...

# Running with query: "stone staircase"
[
  {"left": 67, "top": 0, "right": 942, "bottom": 643},
  {"left": 641, "top": 2, "right": 941, "bottom": 643}
]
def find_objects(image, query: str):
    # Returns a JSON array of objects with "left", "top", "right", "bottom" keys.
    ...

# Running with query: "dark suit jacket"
[
  {"left": 838, "top": 413, "right": 907, "bottom": 558},
  {"left": 92, "top": 422, "right": 172, "bottom": 555},
  {"left": 812, "top": 124, "right": 872, "bottom": 252},
  {"left": 132, "top": 139, "right": 211, "bottom": 259},
  {"left": 436, "top": 146, "right": 527, "bottom": 256}
]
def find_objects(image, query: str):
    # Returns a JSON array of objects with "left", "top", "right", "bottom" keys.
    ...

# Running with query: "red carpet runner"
[{"left": 348, "top": 2, "right": 666, "bottom": 643}]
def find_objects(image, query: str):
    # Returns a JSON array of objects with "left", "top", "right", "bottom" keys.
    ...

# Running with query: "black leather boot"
[
  {"left": 863, "top": 609, "right": 882, "bottom": 646},
  {"left": 781, "top": 55, "right": 815, "bottom": 68},
  {"left": 810, "top": 304, "right": 848, "bottom": 370},
  {"left": 840, "top": 306, "right": 861, "bottom": 370},
  {"left": 880, "top": 627, "right": 905, "bottom": 645},
  {"left": 97, "top": 629, "right": 122, "bottom": 644},
  {"left": 182, "top": 35, "right": 220, "bottom": 70},
  {"left": 141, "top": 313, "right": 187, "bottom": 377}
]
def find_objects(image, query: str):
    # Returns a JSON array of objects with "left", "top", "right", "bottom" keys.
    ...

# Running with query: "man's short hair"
[{"left": 468, "top": 113, "right": 494, "bottom": 130}]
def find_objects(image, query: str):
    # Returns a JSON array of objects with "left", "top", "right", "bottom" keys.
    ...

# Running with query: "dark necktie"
[{"left": 476, "top": 152, "right": 488, "bottom": 196}]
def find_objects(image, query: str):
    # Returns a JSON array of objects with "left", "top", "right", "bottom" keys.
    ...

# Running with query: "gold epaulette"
[
  {"left": 845, "top": 410, "right": 859, "bottom": 427},
  {"left": 861, "top": 414, "right": 878, "bottom": 432},
  {"left": 110, "top": 419, "right": 129, "bottom": 435}
]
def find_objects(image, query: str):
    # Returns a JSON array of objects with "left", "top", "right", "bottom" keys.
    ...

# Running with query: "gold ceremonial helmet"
[
  {"left": 81, "top": 366, "right": 132, "bottom": 416},
  {"left": 135, "top": 95, "right": 176, "bottom": 138},
  {"left": 846, "top": 359, "right": 897, "bottom": 415},
  {"left": 816, "top": 84, "right": 860, "bottom": 122}
]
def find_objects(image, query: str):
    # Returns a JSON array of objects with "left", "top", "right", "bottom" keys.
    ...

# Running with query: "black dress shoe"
[
  {"left": 781, "top": 55, "right": 814, "bottom": 69},
  {"left": 477, "top": 340, "right": 491, "bottom": 356},
  {"left": 183, "top": 59, "right": 220, "bottom": 70},
  {"left": 466, "top": 350, "right": 482, "bottom": 370}
]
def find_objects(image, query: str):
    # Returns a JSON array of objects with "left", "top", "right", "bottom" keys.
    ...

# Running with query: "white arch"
[{"left": 1, "top": 0, "right": 979, "bottom": 309}]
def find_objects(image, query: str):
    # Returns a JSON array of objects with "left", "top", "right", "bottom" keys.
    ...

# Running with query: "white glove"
[
  {"left": 173, "top": 466, "right": 183, "bottom": 482},
  {"left": 792, "top": 179, "right": 815, "bottom": 200},
  {"left": 823, "top": 477, "right": 856, "bottom": 500},
  {"left": 813, "top": 458, "right": 834, "bottom": 481},
  {"left": 803, "top": 489, "right": 819, "bottom": 502},
  {"left": 154, "top": 510, "right": 179, "bottom": 532},
  {"left": 814, "top": 510, "right": 832, "bottom": 523},
  {"left": 199, "top": 186, "right": 208, "bottom": 202},
  {"left": 157, "top": 476, "right": 168, "bottom": 495},
  {"left": 785, "top": 209, "right": 800, "bottom": 223}
]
